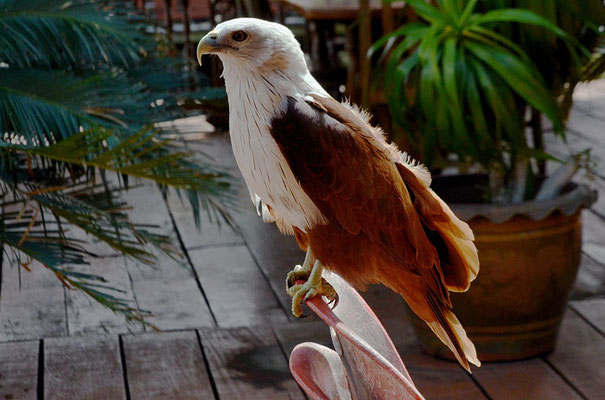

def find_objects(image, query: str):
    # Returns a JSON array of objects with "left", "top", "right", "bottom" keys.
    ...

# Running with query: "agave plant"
[
  {"left": 373, "top": 0, "right": 604, "bottom": 203},
  {"left": 0, "top": 0, "right": 231, "bottom": 321}
]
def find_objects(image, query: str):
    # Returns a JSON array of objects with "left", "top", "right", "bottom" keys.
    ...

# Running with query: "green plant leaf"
[
  {"left": 461, "top": 53, "right": 491, "bottom": 156},
  {"left": 0, "top": 69, "right": 138, "bottom": 145},
  {"left": 459, "top": 0, "right": 479, "bottom": 26},
  {"left": 467, "top": 56, "right": 519, "bottom": 146},
  {"left": 368, "top": 22, "right": 427, "bottom": 60},
  {"left": 436, "top": 0, "right": 460, "bottom": 26},
  {"left": 465, "top": 25, "right": 532, "bottom": 65},
  {"left": 398, "top": 0, "right": 446, "bottom": 25},
  {"left": 0, "top": 0, "right": 146, "bottom": 69},
  {"left": 472, "top": 9, "right": 568, "bottom": 38},
  {"left": 442, "top": 36, "right": 466, "bottom": 149},
  {"left": 388, "top": 52, "right": 420, "bottom": 128},
  {"left": 464, "top": 41, "right": 563, "bottom": 132},
  {"left": 384, "top": 25, "right": 428, "bottom": 93}
]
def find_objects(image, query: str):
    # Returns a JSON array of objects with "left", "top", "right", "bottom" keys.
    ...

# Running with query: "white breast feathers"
[{"left": 224, "top": 66, "right": 326, "bottom": 232}]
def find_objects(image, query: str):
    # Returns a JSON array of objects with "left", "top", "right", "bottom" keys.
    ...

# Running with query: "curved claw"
[
  {"left": 288, "top": 277, "right": 337, "bottom": 318},
  {"left": 328, "top": 292, "right": 340, "bottom": 310}
]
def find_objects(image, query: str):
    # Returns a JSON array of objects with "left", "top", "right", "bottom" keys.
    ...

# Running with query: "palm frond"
[
  {"left": 0, "top": 68, "right": 149, "bottom": 144},
  {"left": 0, "top": 0, "right": 146, "bottom": 70},
  {"left": 34, "top": 189, "right": 175, "bottom": 263},
  {"left": 0, "top": 181, "right": 176, "bottom": 323},
  {"left": 0, "top": 0, "right": 233, "bottom": 323},
  {"left": 3, "top": 127, "right": 232, "bottom": 191},
  {"left": 1, "top": 217, "right": 89, "bottom": 267},
  {"left": 0, "top": 126, "right": 237, "bottom": 227}
]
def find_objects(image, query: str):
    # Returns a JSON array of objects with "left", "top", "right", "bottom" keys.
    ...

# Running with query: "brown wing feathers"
[
  {"left": 396, "top": 163, "right": 479, "bottom": 292},
  {"left": 270, "top": 94, "right": 480, "bottom": 370}
]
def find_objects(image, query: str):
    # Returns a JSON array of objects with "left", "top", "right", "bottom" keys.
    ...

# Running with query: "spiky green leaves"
[
  {"left": 0, "top": 0, "right": 145, "bottom": 69},
  {"left": 375, "top": 0, "right": 575, "bottom": 174}
]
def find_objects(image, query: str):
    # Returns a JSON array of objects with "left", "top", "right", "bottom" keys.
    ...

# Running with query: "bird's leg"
[
  {"left": 287, "top": 259, "right": 337, "bottom": 318},
  {"left": 285, "top": 248, "right": 315, "bottom": 290}
]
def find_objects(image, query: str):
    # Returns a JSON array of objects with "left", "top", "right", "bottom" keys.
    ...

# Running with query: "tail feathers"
[
  {"left": 425, "top": 295, "right": 480, "bottom": 372},
  {"left": 384, "top": 275, "right": 480, "bottom": 372}
]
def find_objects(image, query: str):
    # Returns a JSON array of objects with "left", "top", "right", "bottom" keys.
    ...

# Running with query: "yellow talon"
[{"left": 286, "top": 260, "right": 337, "bottom": 318}]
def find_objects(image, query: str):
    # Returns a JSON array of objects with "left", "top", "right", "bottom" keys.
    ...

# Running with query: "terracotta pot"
[{"left": 410, "top": 175, "right": 597, "bottom": 362}]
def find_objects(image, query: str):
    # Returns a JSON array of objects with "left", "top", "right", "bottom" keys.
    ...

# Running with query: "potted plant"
[{"left": 372, "top": 0, "right": 603, "bottom": 361}]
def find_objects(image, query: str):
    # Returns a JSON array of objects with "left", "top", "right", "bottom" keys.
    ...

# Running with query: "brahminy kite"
[{"left": 197, "top": 18, "right": 480, "bottom": 371}]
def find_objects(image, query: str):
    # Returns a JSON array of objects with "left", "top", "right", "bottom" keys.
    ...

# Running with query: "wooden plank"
[
  {"left": 182, "top": 132, "right": 241, "bottom": 173},
  {"left": 166, "top": 192, "right": 244, "bottom": 250},
  {"left": 472, "top": 358, "right": 583, "bottom": 400},
  {"left": 0, "top": 257, "right": 67, "bottom": 341},
  {"left": 0, "top": 340, "right": 39, "bottom": 400},
  {"left": 0, "top": 286, "right": 66, "bottom": 341},
  {"left": 44, "top": 335, "right": 126, "bottom": 400},
  {"left": 126, "top": 249, "right": 195, "bottom": 282},
  {"left": 69, "top": 225, "right": 122, "bottom": 257},
  {"left": 403, "top": 353, "right": 488, "bottom": 400},
  {"left": 567, "top": 107, "right": 605, "bottom": 144},
  {"left": 119, "top": 180, "right": 176, "bottom": 232},
  {"left": 66, "top": 256, "right": 143, "bottom": 336},
  {"left": 231, "top": 206, "right": 305, "bottom": 314},
  {"left": 571, "top": 254, "right": 605, "bottom": 300},
  {"left": 159, "top": 135, "right": 245, "bottom": 250},
  {"left": 117, "top": 177, "right": 241, "bottom": 254},
  {"left": 190, "top": 245, "right": 287, "bottom": 327},
  {"left": 571, "top": 299, "right": 605, "bottom": 335},
  {"left": 582, "top": 212, "right": 605, "bottom": 271},
  {"left": 66, "top": 175, "right": 132, "bottom": 258},
  {"left": 124, "top": 231, "right": 215, "bottom": 330},
  {"left": 546, "top": 310, "right": 605, "bottom": 399},
  {"left": 67, "top": 173, "right": 182, "bottom": 258},
  {"left": 122, "top": 331, "right": 215, "bottom": 400},
  {"left": 573, "top": 84, "right": 605, "bottom": 122},
  {"left": 199, "top": 326, "right": 306, "bottom": 400},
  {"left": 583, "top": 241, "right": 605, "bottom": 270},
  {"left": 129, "top": 276, "right": 215, "bottom": 330},
  {"left": 545, "top": 129, "right": 605, "bottom": 181}
]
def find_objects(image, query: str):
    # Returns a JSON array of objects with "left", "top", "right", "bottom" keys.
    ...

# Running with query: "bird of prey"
[{"left": 197, "top": 18, "right": 480, "bottom": 371}]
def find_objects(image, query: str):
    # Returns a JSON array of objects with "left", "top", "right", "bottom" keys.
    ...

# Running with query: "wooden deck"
[{"left": 1, "top": 82, "right": 604, "bottom": 399}]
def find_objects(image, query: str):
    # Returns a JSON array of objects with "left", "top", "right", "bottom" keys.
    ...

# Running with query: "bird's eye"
[{"left": 232, "top": 30, "right": 248, "bottom": 42}]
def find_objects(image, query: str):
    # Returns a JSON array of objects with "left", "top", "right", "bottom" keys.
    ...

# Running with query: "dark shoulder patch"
[{"left": 270, "top": 95, "right": 352, "bottom": 189}]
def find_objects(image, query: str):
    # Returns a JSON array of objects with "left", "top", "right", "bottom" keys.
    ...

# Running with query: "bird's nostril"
[{"left": 209, "top": 33, "right": 218, "bottom": 40}]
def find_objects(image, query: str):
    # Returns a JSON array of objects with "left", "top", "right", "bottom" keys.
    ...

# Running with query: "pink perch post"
[{"left": 289, "top": 270, "right": 425, "bottom": 400}]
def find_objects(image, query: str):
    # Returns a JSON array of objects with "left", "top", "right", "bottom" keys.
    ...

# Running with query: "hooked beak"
[{"left": 197, "top": 32, "right": 219, "bottom": 66}]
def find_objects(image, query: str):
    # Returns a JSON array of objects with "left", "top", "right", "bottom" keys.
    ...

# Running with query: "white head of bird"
[{"left": 197, "top": 18, "right": 326, "bottom": 98}]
